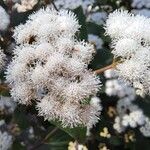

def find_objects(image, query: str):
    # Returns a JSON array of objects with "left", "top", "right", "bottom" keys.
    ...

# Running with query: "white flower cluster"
[
  {"left": 55, "top": 0, "right": 94, "bottom": 13},
  {"left": 131, "top": 0, "right": 150, "bottom": 18},
  {"left": 105, "top": 69, "right": 150, "bottom": 136},
  {"left": 114, "top": 98, "right": 150, "bottom": 136},
  {"left": 131, "top": 0, "right": 150, "bottom": 8},
  {"left": 68, "top": 141, "right": 88, "bottom": 150},
  {"left": 13, "top": 0, "right": 38, "bottom": 12},
  {"left": 115, "top": 99, "right": 145, "bottom": 130},
  {"left": 0, "top": 6, "right": 10, "bottom": 31},
  {"left": 0, "top": 131, "right": 12, "bottom": 150},
  {"left": 0, "top": 48, "right": 6, "bottom": 71},
  {"left": 104, "top": 69, "right": 136, "bottom": 99},
  {"left": 132, "top": 9, "right": 150, "bottom": 18},
  {"left": 88, "top": 34, "right": 103, "bottom": 49},
  {"left": 105, "top": 10, "right": 150, "bottom": 95},
  {"left": 6, "top": 8, "right": 101, "bottom": 128},
  {"left": 87, "top": 11, "right": 107, "bottom": 25}
]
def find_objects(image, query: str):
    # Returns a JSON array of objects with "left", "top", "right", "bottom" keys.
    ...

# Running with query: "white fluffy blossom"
[
  {"left": 0, "top": 6, "right": 10, "bottom": 31},
  {"left": 0, "top": 48, "right": 6, "bottom": 71},
  {"left": 0, "top": 131, "right": 12, "bottom": 150},
  {"left": 13, "top": 8, "right": 80, "bottom": 44},
  {"left": 88, "top": 34, "right": 103, "bottom": 49},
  {"left": 13, "top": 0, "right": 38, "bottom": 12},
  {"left": 111, "top": 38, "right": 140, "bottom": 58},
  {"left": 105, "top": 10, "right": 150, "bottom": 95},
  {"left": 105, "top": 10, "right": 133, "bottom": 39},
  {"left": 6, "top": 8, "right": 101, "bottom": 128}
]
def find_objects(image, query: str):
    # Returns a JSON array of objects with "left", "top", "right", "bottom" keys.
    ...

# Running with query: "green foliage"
[
  {"left": 13, "top": 106, "right": 30, "bottom": 129},
  {"left": 73, "top": 6, "right": 88, "bottom": 40},
  {"left": 51, "top": 120, "right": 87, "bottom": 143}
]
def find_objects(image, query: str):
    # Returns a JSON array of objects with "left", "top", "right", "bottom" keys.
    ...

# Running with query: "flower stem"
[
  {"left": 51, "top": 0, "right": 59, "bottom": 11},
  {"left": 75, "top": 140, "right": 79, "bottom": 150},
  {"left": 29, "top": 127, "right": 58, "bottom": 150},
  {"left": 43, "top": 127, "right": 58, "bottom": 142},
  {"left": 94, "top": 60, "right": 118, "bottom": 75}
]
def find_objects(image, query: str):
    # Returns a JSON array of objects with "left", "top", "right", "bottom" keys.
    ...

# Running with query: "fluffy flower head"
[
  {"left": 6, "top": 8, "right": 101, "bottom": 128},
  {"left": 105, "top": 10, "right": 150, "bottom": 95}
]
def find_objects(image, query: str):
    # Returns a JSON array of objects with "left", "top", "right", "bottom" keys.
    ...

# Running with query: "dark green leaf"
[
  {"left": 50, "top": 120, "right": 86, "bottom": 143},
  {"left": 73, "top": 6, "right": 88, "bottom": 41}
]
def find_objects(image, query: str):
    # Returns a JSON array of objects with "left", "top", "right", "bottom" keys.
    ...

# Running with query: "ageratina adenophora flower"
[
  {"left": 6, "top": 8, "right": 102, "bottom": 128},
  {"left": 105, "top": 10, "right": 150, "bottom": 95}
]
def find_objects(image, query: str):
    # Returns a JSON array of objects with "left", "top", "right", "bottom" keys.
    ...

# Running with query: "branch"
[
  {"left": 43, "top": 127, "right": 58, "bottom": 142},
  {"left": 28, "top": 127, "right": 58, "bottom": 150},
  {"left": 45, "top": 0, "right": 58, "bottom": 11},
  {"left": 0, "top": 84, "right": 10, "bottom": 93},
  {"left": 51, "top": 0, "right": 58, "bottom": 11},
  {"left": 94, "top": 58, "right": 121, "bottom": 74},
  {"left": 94, "top": 63, "right": 116, "bottom": 75},
  {"left": 75, "top": 140, "right": 79, "bottom": 150}
]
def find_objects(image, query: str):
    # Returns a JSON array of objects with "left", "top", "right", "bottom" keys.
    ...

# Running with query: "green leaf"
[
  {"left": 87, "top": 22, "right": 104, "bottom": 36},
  {"left": 44, "top": 128, "right": 71, "bottom": 150},
  {"left": 50, "top": 120, "right": 86, "bottom": 143},
  {"left": 12, "top": 140, "right": 26, "bottom": 150},
  {"left": 13, "top": 105, "right": 30, "bottom": 129},
  {"left": 109, "top": 136, "right": 122, "bottom": 146},
  {"left": 90, "top": 48, "right": 113, "bottom": 70},
  {"left": 134, "top": 97, "right": 150, "bottom": 118}
]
